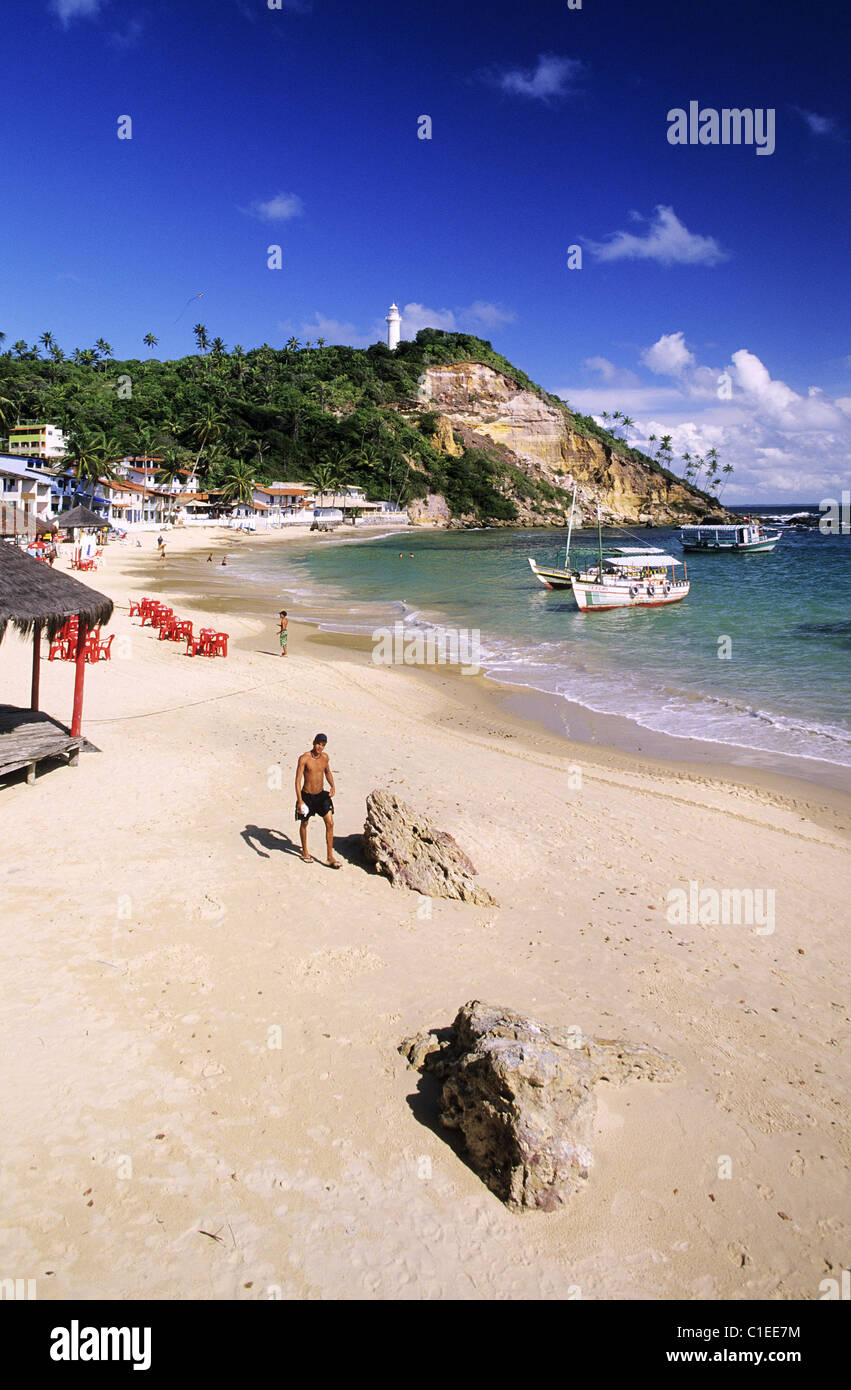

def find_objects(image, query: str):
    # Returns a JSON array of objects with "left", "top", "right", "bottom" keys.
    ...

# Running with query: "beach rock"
[
  {"left": 408, "top": 492, "right": 451, "bottom": 527},
  {"left": 401, "top": 1000, "right": 680, "bottom": 1211},
  {"left": 362, "top": 789, "right": 497, "bottom": 906}
]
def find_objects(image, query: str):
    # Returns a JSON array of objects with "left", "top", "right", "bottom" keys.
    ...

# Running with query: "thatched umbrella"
[
  {"left": 0, "top": 541, "right": 113, "bottom": 734},
  {"left": 54, "top": 505, "right": 106, "bottom": 530}
]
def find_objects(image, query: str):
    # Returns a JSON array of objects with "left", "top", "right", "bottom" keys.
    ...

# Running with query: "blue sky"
[{"left": 1, "top": 0, "right": 849, "bottom": 499}]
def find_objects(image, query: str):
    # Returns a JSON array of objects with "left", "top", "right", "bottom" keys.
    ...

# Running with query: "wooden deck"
[{"left": 0, "top": 705, "right": 97, "bottom": 784}]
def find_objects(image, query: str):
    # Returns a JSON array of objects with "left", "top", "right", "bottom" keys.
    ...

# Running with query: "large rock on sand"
[
  {"left": 362, "top": 789, "right": 497, "bottom": 906},
  {"left": 401, "top": 1001, "right": 680, "bottom": 1211}
]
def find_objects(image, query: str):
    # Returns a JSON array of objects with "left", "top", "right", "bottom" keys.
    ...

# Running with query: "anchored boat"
[
  {"left": 528, "top": 498, "right": 690, "bottom": 611},
  {"left": 679, "top": 520, "right": 781, "bottom": 553}
]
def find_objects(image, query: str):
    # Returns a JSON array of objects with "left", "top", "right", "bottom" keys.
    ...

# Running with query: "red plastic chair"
[
  {"left": 95, "top": 634, "right": 114, "bottom": 661},
  {"left": 212, "top": 633, "right": 229, "bottom": 657}
]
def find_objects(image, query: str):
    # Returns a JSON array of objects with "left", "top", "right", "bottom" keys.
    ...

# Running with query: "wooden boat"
[
  {"left": 528, "top": 557, "right": 573, "bottom": 589},
  {"left": 529, "top": 497, "right": 690, "bottom": 611},
  {"left": 570, "top": 548, "right": 689, "bottom": 611},
  {"left": 679, "top": 521, "right": 780, "bottom": 553}
]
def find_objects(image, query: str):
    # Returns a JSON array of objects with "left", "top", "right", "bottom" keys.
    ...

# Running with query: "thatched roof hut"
[
  {"left": 54, "top": 505, "right": 107, "bottom": 530},
  {"left": 0, "top": 541, "right": 113, "bottom": 642}
]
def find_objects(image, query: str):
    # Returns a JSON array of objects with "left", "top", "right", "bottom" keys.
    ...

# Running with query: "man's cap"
[{"left": 313, "top": 733, "right": 327, "bottom": 744}]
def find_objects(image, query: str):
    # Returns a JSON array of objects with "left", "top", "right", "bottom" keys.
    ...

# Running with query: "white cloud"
[
  {"left": 582, "top": 356, "right": 640, "bottom": 387},
  {"left": 297, "top": 315, "right": 373, "bottom": 348},
  {"left": 486, "top": 54, "right": 584, "bottom": 103},
  {"left": 398, "top": 303, "right": 456, "bottom": 336},
  {"left": 109, "top": 18, "right": 143, "bottom": 48},
  {"left": 586, "top": 206, "right": 728, "bottom": 267},
  {"left": 51, "top": 0, "right": 103, "bottom": 21},
  {"left": 241, "top": 192, "right": 304, "bottom": 222},
  {"left": 641, "top": 331, "right": 696, "bottom": 376},
  {"left": 794, "top": 107, "right": 839, "bottom": 138},
  {"left": 558, "top": 338, "right": 851, "bottom": 500},
  {"left": 462, "top": 300, "right": 517, "bottom": 330},
  {"left": 392, "top": 300, "right": 517, "bottom": 339}
]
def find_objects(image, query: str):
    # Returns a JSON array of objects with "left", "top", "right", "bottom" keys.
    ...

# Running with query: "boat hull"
[
  {"left": 527, "top": 558, "right": 573, "bottom": 589},
  {"left": 680, "top": 539, "right": 778, "bottom": 553},
  {"left": 571, "top": 579, "right": 690, "bottom": 611}
]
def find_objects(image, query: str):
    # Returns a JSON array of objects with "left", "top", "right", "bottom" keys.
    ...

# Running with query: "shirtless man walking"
[{"left": 294, "top": 734, "right": 340, "bottom": 867}]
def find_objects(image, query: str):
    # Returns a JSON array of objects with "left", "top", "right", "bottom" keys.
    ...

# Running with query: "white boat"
[
  {"left": 570, "top": 548, "right": 689, "bottom": 611},
  {"left": 679, "top": 521, "right": 781, "bottom": 553},
  {"left": 529, "top": 497, "right": 690, "bottom": 611},
  {"left": 528, "top": 557, "right": 573, "bottom": 589}
]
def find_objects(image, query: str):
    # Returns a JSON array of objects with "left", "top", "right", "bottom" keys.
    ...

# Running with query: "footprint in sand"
[{"left": 292, "top": 947, "right": 385, "bottom": 989}]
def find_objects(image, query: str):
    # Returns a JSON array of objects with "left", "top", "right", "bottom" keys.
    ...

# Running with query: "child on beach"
[{"left": 278, "top": 611, "right": 288, "bottom": 656}]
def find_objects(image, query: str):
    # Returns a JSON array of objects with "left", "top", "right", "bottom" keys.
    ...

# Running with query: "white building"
[
  {"left": 386, "top": 303, "right": 402, "bottom": 350},
  {"left": 5, "top": 422, "right": 68, "bottom": 460},
  {"left": 0, "top": 455, "right": 55, "bottom": 523}
]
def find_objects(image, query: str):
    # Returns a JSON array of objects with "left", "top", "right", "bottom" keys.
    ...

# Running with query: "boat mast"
[
  {"left": 596, "top": 504, "right": 604, "bottom": 577},
  {"left": 564, "top": 489, "right": 576, "bottom": 571}
]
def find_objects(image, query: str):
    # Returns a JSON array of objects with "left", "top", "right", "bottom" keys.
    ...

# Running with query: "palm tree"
[
  {"left": 717, "top": 462, "right": 735, "bottom": 499},
  {"left": 231, "top": 344, "right": 246, "bottom": 381},
  {"left": 156, "top": 448, "right": 187, "bottom": 521},
  {"left": 61, "top": 428, "right": 119, "bottom": 509},
  {"left": 704, "top": 447, "right": 720, "bottom": 493},
  {"left": 49, "top": 343, "right": 65, "bottom": 363},
  {"left": 210, "top": 336, "right": 226, "bottom": 357},
  {"left": 188, "top": 408, "right": 223, "bottom": 487},
  {"left": 193, "top": 324, "right": 209, "bottom": 354},
  {"left": 12, "top": 340, "right": 28, "bottom": 359},
  {"left": 143, "top": 333, "right": 158, "bottom": 354},
  {"left": 0, "top": 391, "right": 17, "bottom": 432},
  {"left": 129, "top": 424, "right": 159, "bottom": 521},
  {"left": 219, "top": 460, "right": 256, "bottom": 508},
  {"left": 316, "top": 336, "right": 327, "bottom": 348},
  {"left": 39, "top": 332, "right": 55, "bottom": 355},
  {"left": 620, "top": 415, "right": 635, "bottom": 446},
  {"left": 308, "top": 462, "right": 335, "bottom": 507},
  {"left": 95, "top": 339, "right": 113, "bottom": 370},
  {"left": 285, "top": 337, "right": 301, "bottom": 357}
]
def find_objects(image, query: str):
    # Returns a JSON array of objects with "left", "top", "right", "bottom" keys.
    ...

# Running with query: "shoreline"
[{"left": 165, "top": 524, "right": 851, "bottom": 806}]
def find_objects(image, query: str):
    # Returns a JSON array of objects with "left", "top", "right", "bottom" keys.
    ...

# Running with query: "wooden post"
[
  {"left": 71, "top": 619, "right": 88, "bottom": 738},
  {"left": 31, "top": 621, "right": 42, "bottom": 711}
]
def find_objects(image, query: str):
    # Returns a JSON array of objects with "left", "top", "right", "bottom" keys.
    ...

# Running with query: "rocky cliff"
[{"left": 412, "top": 361, "right": 722, "bottom": 527}]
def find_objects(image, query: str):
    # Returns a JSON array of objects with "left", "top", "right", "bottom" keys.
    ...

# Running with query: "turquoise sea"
[{"left": 237, "top": 514, "right": 851, "bottom": 776}]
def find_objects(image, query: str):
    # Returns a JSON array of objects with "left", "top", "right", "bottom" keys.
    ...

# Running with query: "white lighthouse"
[{"left": 385, "top": 302, "right": 402, "bottom": 350}]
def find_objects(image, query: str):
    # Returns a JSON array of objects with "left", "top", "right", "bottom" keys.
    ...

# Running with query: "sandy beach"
[{"left": 1, "top": 525, "right": 848, "bottom": 1300}]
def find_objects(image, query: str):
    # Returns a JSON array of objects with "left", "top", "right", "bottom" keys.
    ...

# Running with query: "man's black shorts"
[{"left": 299, "top": 791, "right": 334, "bottom": 820}]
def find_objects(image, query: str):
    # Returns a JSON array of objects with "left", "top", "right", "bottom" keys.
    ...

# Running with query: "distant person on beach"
[
  {"left": 278, "top": 610, "right": 288, "bottom": 657},
  {"left": 221, "top": 556, "right": 227, "bottom": 566},
  {"left": 207, "top": 553, "right": 213, "bottom": 563},
  {"left": 159, "top": 544, "right": 166, "bottom": 562},
  {"left": 294, "top": 734, "right": 339, "bottom": 868}
]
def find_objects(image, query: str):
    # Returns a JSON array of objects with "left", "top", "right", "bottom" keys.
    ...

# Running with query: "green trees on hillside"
[{"left": 0, "top": 328, "right": 699, "bottom": 521}]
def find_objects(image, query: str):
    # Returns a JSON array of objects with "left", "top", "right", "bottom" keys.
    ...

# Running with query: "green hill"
[{"left": 0, "top": 331, "right": 726, "bottom": 524}]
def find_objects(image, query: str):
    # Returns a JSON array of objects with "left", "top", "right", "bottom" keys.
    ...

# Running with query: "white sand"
[{"left": 1, "top": 526, "right": 848, "bottom": 1300}]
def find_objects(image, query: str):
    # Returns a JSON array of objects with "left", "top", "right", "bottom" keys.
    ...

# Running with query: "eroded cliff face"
[{"left": 417, "top": 361, "right": 720, "bottom": 526}]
